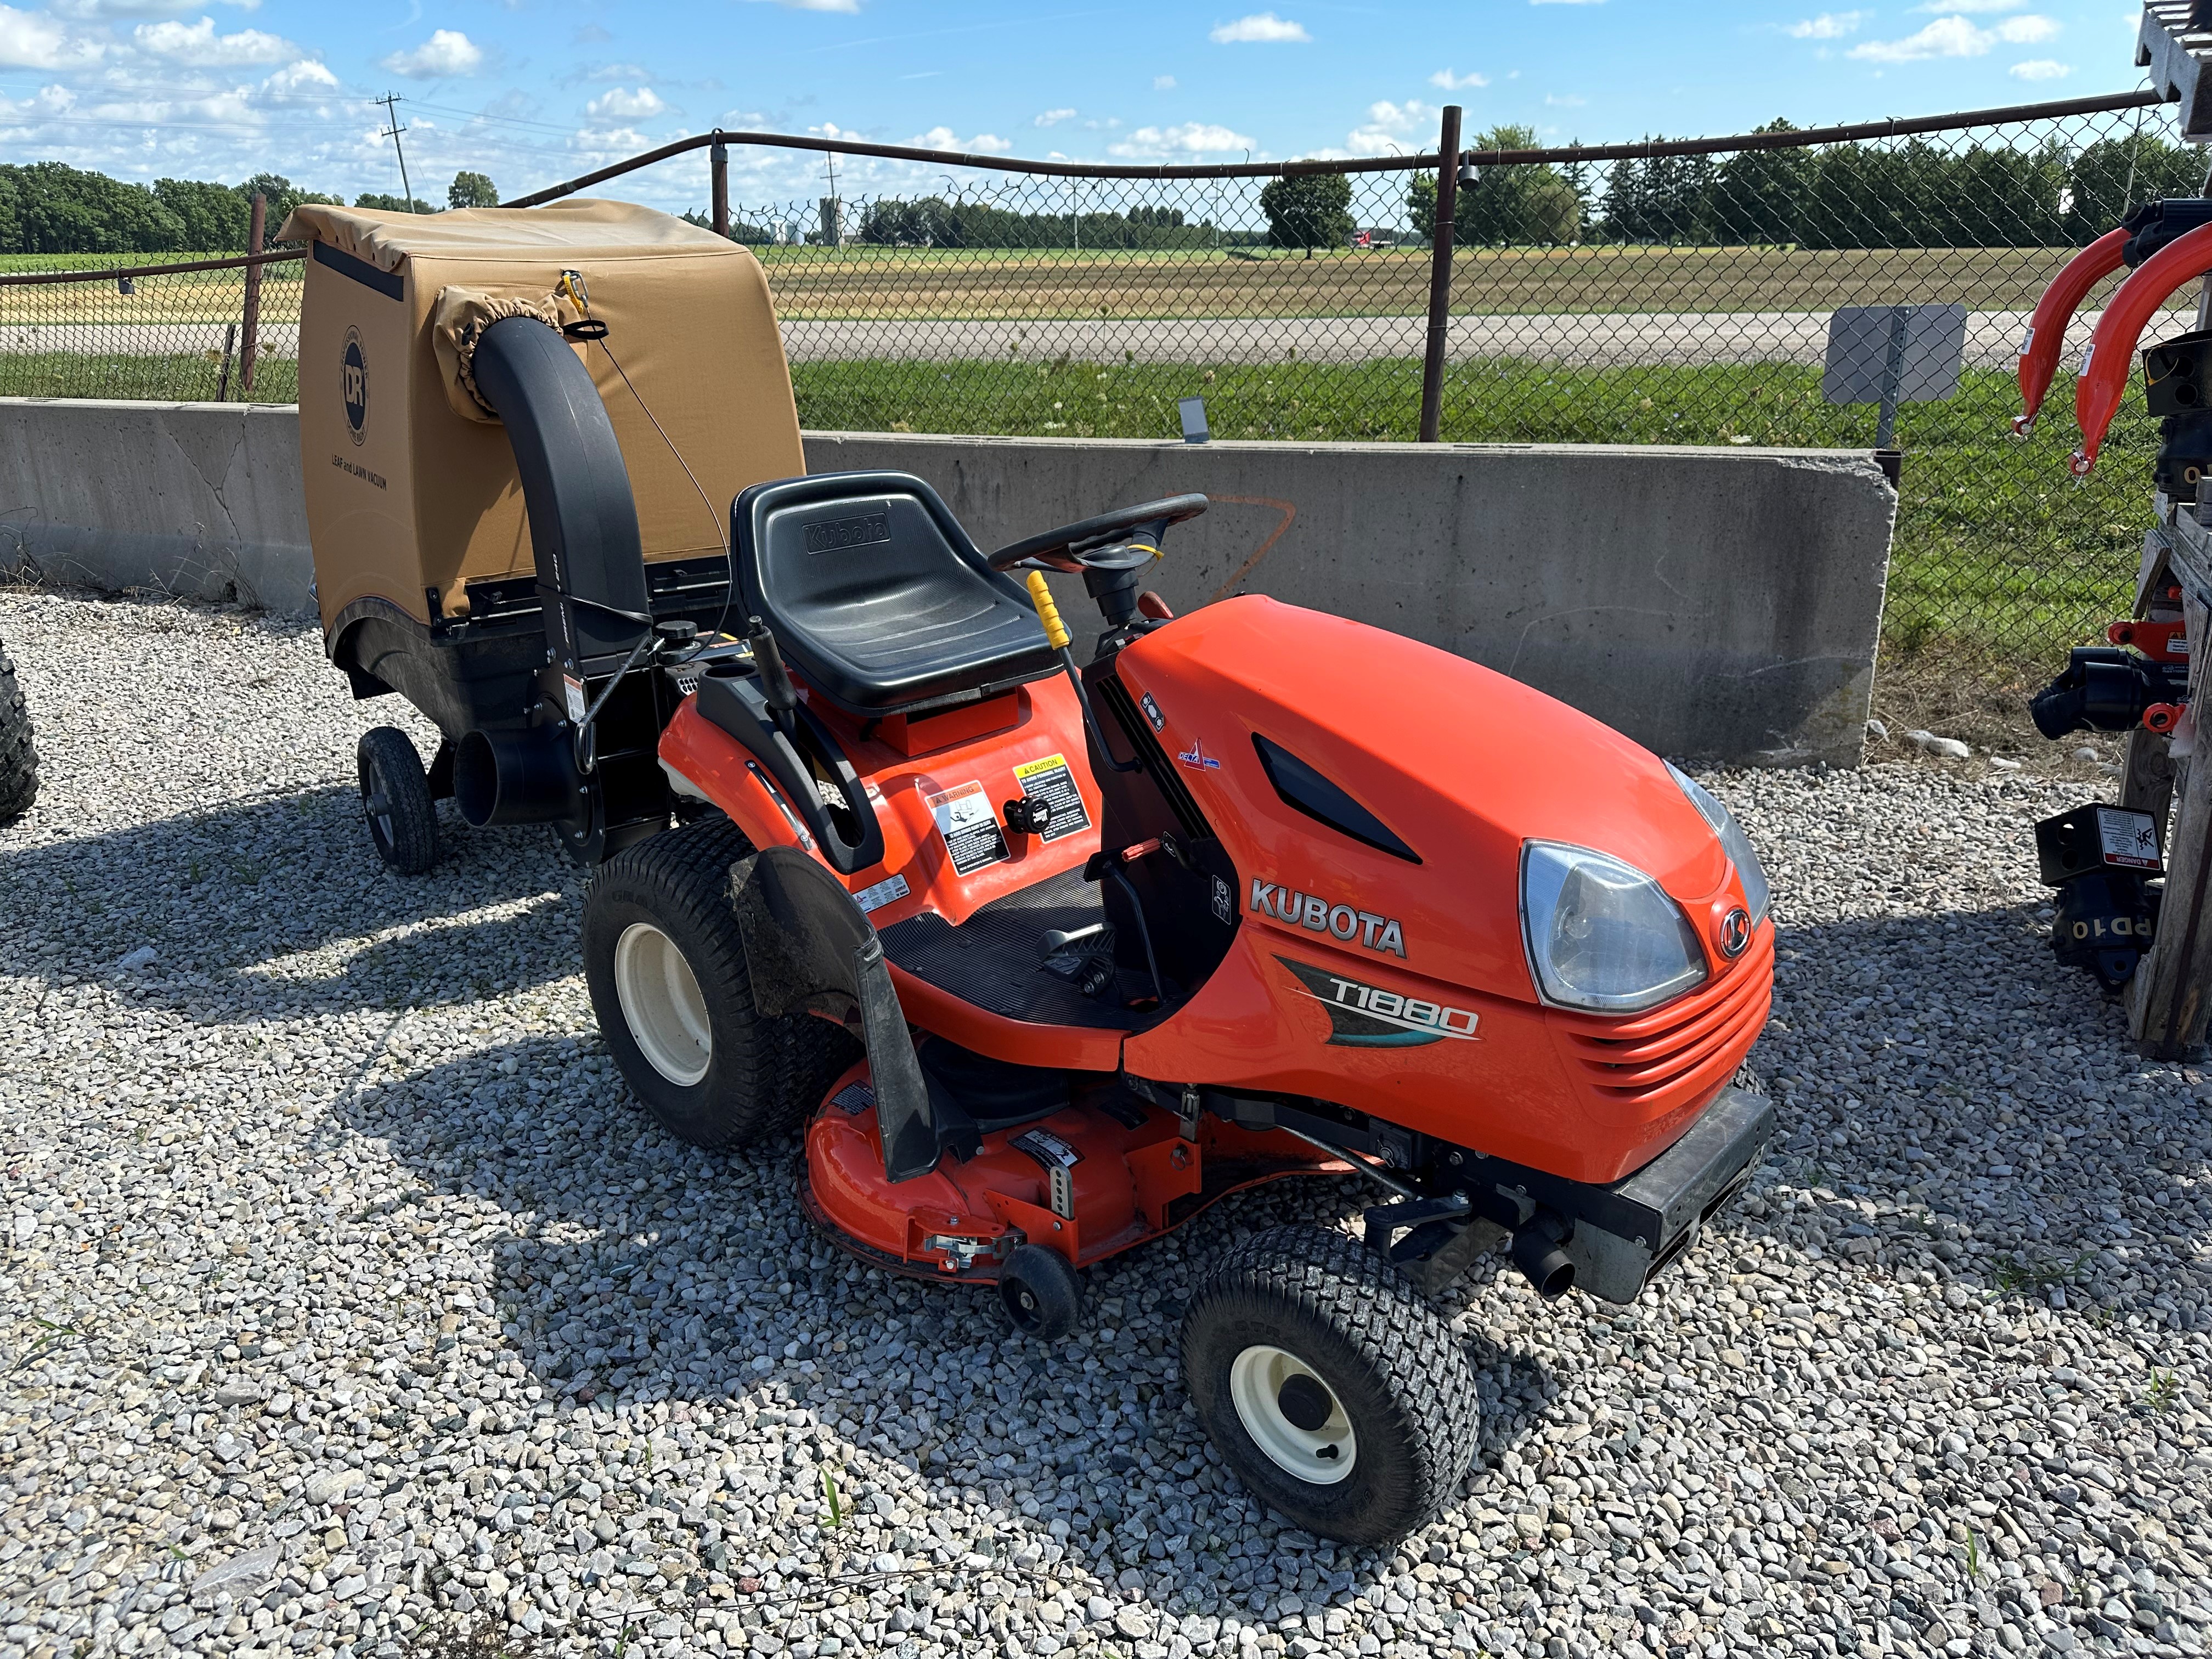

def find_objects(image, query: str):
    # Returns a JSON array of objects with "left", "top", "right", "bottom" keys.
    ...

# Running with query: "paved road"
[{"left": 0, "top": 306, "right": 2135, "bottom": 368}]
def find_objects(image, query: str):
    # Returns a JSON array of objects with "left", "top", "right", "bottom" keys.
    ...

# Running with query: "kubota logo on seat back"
[{"left": 1250, "top": 879, "right": 1406, "bottom": 957}]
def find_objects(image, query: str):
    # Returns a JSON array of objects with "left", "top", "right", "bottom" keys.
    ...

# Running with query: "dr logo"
[{"left": 341, "top": 325, "right": 369, "bottom": 445}]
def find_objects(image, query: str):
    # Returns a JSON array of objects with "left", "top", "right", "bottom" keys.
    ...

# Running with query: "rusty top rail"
[
  {"left": 504, "top": 88, "right": 2172, "bottom": 206},
  {"left": 0, "top": 249, "right": 304, "bottom": 287}
]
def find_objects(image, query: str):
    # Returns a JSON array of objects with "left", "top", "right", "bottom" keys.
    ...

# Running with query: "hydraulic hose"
[
  {"left": 2014, "top": 227, "right": 2128, "bottom": 437},
  {"left": 2071, "top": 219, "right": 2212, "bottom": 478}
]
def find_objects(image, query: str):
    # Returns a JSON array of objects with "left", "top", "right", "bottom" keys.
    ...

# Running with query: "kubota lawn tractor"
[{"left": 287, "top": 201, "right": 1776, "bottom": 1545}]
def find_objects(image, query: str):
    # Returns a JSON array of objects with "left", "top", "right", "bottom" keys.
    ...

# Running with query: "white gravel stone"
[{"left": 8, "top": 587, "right": 2212, "bottom": 1659}]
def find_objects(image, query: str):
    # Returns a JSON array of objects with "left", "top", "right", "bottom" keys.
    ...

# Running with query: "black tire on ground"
[
  {"left": 998, "top": 1244, "right": 1084, "bottom": 1339},
  {"left": 0, "top": 633, "right": 37, "bottom": 824},
  {"left": 583, "top": 819, "right": 857, "bottom": 1148},
  {"left": 357, "top": 726, "right": 439, "bottom": 874},
  {"left": 1181, "top": 1224, "right": 1482, "bottom": 1545}
]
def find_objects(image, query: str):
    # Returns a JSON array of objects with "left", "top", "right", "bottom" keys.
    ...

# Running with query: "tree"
[
  {"left": 355, "top": 191, "right": 435, "bottom": 214},
  {"left": 448, "top": 170, "right": 499, "bottom": 209},
  {"left": 1708, "top": 121, "right": 1810, "bottom": 246},
  {"left": 0, "top": 162, "right": 184, "bottom": 253},
  {"left": 236, "top": 173, "right": 343, "bottom": 242},
  {"left": 1407, "top": 125, "right": 1581, "bottom": 247},
  {"left": 152, "top": 178, "right": 251, "bottom": 251},
  {"left": 1259, "top": 172, "right": 1353, "bottom": 257},
  {"left": 2068, "top": 133, "right": 2208, "bottom": 243},
  {"left": 1600, "top": 144, "right": 1717, "bottom": 245}
]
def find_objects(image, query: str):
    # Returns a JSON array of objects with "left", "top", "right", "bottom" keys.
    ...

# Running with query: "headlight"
[
  {"left": 1521, "top": 842, "right": 1708, "bottom": 1013},
  {"left": 1667, "top": 763, "right": 1770, "bottom": 927}
]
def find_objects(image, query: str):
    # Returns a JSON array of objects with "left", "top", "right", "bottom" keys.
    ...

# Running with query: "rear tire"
[
  {"left": 357, "top": 726, "right": 437, "bottom": 874},
  {"left": 0, "top": 633, "right": 38, "bottom": 823},
  {"left": 1181, "top": 1224, "right": 1481, "bottom": 1545},
  {"left": 584, "top": 819, "right": 854, "bottom": 1148}
]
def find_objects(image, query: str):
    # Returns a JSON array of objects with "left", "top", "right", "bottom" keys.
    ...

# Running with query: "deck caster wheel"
[
  {"left": 357, "top": 726, "right": 438, "bottom": 874},
  {"left": 583, "top": 819, "right": 854, "bottom": 1148},
  {"left": 1181, "top": 1224, "right": 1480, "bottom": 1545},
  {"left": 998, "top": 1244, "right": 1082, "bottom": 1339}
]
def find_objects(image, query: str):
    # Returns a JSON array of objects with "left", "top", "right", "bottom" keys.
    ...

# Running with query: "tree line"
[
  {"left": 0, "top": 163, "right": 501, "bottom": 255},
  {"left": 807, "top": 122, "right": 2210, "bottom": 255}
]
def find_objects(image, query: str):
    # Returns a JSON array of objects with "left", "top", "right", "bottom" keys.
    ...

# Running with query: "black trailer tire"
[
  {"left": 998, "top": 1244, "right": 1084, "bottom": 1340},
  {"left": 357, "top": 726, "right": 438, "bottom": 874},
  {"left": 0, "top": 633, "right": 36, "bottom": 823},
  {"left": 1181, "top": 1224, "right": 1481, "bottom": 1545},
  {"left": 583, "top": 819, "right": 854, "bottom": 1148}
]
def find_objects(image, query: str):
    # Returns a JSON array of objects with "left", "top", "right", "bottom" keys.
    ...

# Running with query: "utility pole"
[
  {"left": 822, "top": 151, "right": 840, "bottom": 248},
  {"left": 375, "top": 93, "right": 417, "bottom": 212}
]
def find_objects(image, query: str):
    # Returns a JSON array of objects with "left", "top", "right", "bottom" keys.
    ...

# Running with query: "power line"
[{"left": 374, "top": 91, "right": 416, "bottom": 211}]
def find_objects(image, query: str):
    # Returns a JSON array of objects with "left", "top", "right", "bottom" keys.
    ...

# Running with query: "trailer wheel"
[
  {"left": 357, "top": 726, "right": 438, "bottom": 874},
  {"left": 1181, "top": 1224, "right": 1480, "bottom": 1545},
  {"left": 0, "top": 633, "right": 35, "bottom": 823},
  {"left": 584, "top": 819, "right": 854, "bottom": 1148}
]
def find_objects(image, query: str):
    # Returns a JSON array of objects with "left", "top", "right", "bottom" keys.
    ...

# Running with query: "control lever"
[{"left": 747, "top": 616, "right": 799, "bottom": 736}]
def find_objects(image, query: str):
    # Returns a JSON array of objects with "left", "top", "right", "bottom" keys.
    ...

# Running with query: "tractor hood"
[{"left": 1115, "top": 595, "right": 1742, "bottom": 1006}]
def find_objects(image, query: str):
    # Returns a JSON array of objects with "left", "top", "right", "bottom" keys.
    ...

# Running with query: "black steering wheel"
[{"left": 987, "top": 494, "right": 1209, "bottom": 573}]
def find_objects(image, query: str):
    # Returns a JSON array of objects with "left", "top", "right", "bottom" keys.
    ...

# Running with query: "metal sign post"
[{"left": 1822, "top": 303, "right": 1968, "bottom": 480}]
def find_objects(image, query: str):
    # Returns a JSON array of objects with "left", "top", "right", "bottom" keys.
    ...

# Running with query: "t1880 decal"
[{"left": 1276, "top": 957, "right": 1479, "bottom": 1047}]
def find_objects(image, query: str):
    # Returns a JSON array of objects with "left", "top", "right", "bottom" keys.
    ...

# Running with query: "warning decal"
[
  {"left": 2095, "top": 806, "right": 2162, "bottom": 871},
  {"left": 921, "top": 779, "right": 1011, "bottom": 876},
  {"left": 1012, "top": 752, "right": 1091, "bottom": 843}
]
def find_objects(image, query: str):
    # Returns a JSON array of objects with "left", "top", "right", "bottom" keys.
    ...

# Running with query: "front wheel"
[
  {"left": 357, "top": 726, "right": 437, "bottom": 874},
  {"left": 1181, "top": 1225, "right": 1481, "bottom": 1545},
  {"left": 583, "top": 820, "right": 854, "bottom": 1148}
]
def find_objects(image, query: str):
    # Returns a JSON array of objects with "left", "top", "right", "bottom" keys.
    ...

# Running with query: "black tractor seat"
[{"left": 732, "top": 471, "right": 1062, "bottom": 716}]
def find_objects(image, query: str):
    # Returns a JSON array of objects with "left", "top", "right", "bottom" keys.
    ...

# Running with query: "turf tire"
[
  {"left": 584, "top": 819, "right": 855, "bottom": 1148},
  {"left": 357, "top": 726, "right": 438, "bottom": 874},
  {"left": 1181, "top": 1224, "right": 1481, "bottom": 1545},
  {"left": 0, "top": 633, "right": 37, "bottom": 823}
]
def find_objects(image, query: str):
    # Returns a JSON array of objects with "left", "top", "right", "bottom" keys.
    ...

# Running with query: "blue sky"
[{"left": 0, "top": 0, "right": 2155, "bottom": 211}]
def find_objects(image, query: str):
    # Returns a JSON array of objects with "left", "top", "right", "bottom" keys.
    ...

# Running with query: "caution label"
[
  {"left": 921, "top": 779, "right": 1011, "bottom": 876},
  {"left": 1012, "top": 752, "right": 1091, "bottom": 843}
]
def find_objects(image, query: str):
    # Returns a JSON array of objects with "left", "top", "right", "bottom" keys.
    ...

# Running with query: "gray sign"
[{"left": 1822, "top": 303, "right": 1968, "bottom": 406}]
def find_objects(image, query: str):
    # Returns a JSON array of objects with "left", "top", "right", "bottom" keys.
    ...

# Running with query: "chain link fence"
[{"left": 3, "top": 93, "right": 2198, "bottom": 668}]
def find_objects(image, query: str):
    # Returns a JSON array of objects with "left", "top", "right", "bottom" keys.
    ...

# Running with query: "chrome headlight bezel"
[
  {"left": 1666, "top": 763, "right": 1770, "bottom": 928},
  {"left": 1519, "top": 840, "right": 1711, "bottom": 1015}
]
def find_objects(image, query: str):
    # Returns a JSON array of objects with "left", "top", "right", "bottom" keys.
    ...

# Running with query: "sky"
[{"left": 0, "top": 0, "right": 2162, "bottom": 215}]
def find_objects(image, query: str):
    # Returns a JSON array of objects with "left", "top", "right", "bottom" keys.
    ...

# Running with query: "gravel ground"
[{"left": 6, "top": 586, "right": 2212, "bottom": 1659}]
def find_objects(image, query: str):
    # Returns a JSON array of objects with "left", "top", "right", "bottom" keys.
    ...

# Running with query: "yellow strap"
[{"left": 1026, "top": 569, "right": 1071, "bottom": 651}]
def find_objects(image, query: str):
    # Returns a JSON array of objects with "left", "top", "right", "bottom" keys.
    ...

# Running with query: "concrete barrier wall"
[{"left": 0, "top": 398, "right": 1894, "bottom": 765}]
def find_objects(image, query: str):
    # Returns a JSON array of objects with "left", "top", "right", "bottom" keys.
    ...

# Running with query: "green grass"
[
  {"left": 0, "top": 350, "right": 298, "bottom": 402},
  {"left": 792, "top": 354, "right": 2154, "bottom": 658}
]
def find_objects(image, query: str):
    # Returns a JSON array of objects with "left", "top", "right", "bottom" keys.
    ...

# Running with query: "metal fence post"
[
  {"left": 240, "top": 191, "right": 265, "bottom": 399},
  {"left": 712, "top": 137, "right": 730, "bottom": 240},
  {"left": 1418, "top": 104, "right": 1463, "bottom": 444}
]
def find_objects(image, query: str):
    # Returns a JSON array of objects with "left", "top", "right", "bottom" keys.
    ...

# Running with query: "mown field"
[{"left": 0, "top": 257, "right": 303, "bottom": 328}]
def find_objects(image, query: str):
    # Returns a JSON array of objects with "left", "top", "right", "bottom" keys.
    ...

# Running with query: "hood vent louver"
[{"left": 1252, "top": 733, "right": 1420, "bottom": 864}]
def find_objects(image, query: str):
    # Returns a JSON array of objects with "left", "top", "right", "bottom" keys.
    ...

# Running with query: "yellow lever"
[{"left": 1026, "top": 569, "right": 1071, "bottom": 651}]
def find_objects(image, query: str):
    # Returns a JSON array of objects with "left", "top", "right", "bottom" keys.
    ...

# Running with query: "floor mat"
[{"left": 878, "top": 866, "right": 1161, "bottom": 1031}]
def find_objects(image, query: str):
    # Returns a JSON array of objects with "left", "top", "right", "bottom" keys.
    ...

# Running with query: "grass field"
[
  {"left": 0, "top": 258, "right": 302, "bottom": 329},
  {"left": 746, "top": 242, "right": 2188, "bottom": 322}
]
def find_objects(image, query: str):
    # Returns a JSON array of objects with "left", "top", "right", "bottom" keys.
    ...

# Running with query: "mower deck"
[{"left": 798, "top": 1060, "right": 1349, "bottom": 1283}]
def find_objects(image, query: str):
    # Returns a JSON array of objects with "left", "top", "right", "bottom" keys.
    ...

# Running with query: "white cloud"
[
  {"left": 1154, "top": 73, "right": 1175, "bottom": 88},
  {"left": 1530, "top": 0, "right": 1604, "bottom": 7},
  {"left": 1787, "top": 12, "right": 1865, "bottom": 38},
  {"left": 1429, "top": 67, "right": 1489, "bottom": 88},
  {"left": 1544, "top": 92, "right": 1587, "bottom": 105},
  {"left": 2009, "top": 55, "right": 2070, "bottom": 76},
  {"left": 1034, "top": 106, "right": 1075, "bottom": 126},
  {"left": 1109, "top": 120, "right": 1255, "bottom": 156},
  {"left": 262, "top": 55, "right": 335, "bottom": 91},
  {"left": 586, "top": 86, "right": 665, "bottom": 119},
  {"left": 379, "top": 29, "right": 482, "bottom": 78},
  {"left": 1914, "top": 0, "right": 2024, "bottom": 10},
  {"left": 0, "top": 4, "right": 105, "bottom": 69},
  {"left": 1849, "top": 12, "right": 2055, "bottom": 59},
  {"left": 1347, "top": 100, "right": 1438, "bottom": 155},
  {"left": 1209, "top": 13, "right": 1308, "bottom": 43},
  {"left": 910, "top": 125, "right": 1012, "bottom": 153},
  {"left": 744, "top": 0, "right": 860, "bottom": 10},
  {"left": 52, "top": 0, "right": 258, "bottom": 15},
  {"left": 134, "top": 16, "right": 300, "bottom": 65}
]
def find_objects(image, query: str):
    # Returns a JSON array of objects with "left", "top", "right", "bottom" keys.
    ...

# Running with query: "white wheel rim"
[
  {"left": 613, "top": 922, "right": 712, "bottom": 1086},
  {"left": 1228, "top": 1344, "right": 1358, "bottom": 1485}
]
